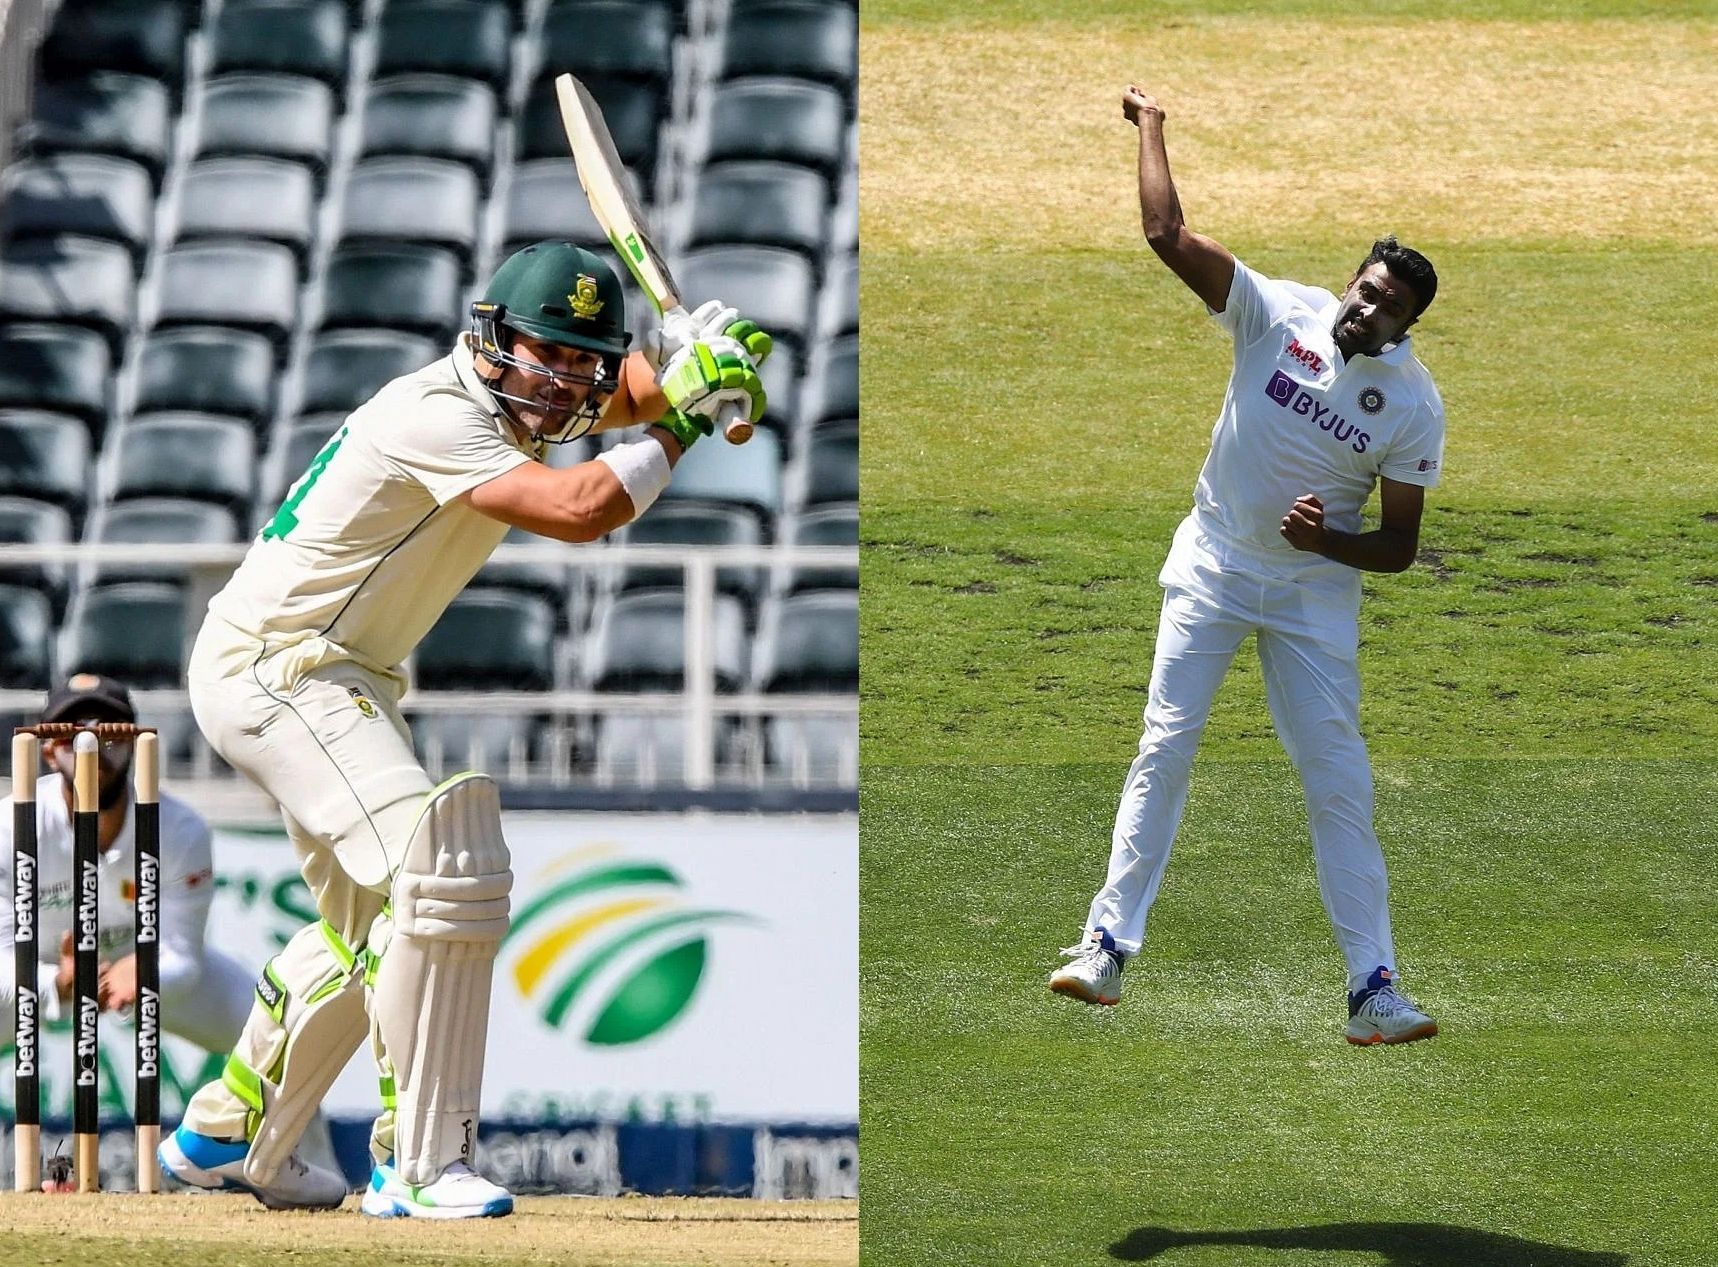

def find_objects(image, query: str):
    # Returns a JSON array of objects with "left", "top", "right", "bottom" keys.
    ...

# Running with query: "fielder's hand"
[
  {"left": 1123, "top": 85, "right": 1163, "bottom": 127},
  {"left": 1280, "top": 494, "right": 1328, "bottom": 553}
]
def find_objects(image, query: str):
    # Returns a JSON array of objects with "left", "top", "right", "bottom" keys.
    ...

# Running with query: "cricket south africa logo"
[
  {"left": 569, "top": 274, "right": 605, "bottom": 320},
  {"left": 502, "top": 850, "right": 756, "bottom": 1046}
]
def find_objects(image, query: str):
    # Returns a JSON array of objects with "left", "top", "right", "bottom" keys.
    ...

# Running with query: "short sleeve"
[
  {"left": 1379, "top": 392, "right": 1446, "bottom": 488},
  {"left": 1209, "top": 260, "right": 1307, "bottom": 350},
  {"left": 378, "top": 388, "right": 532, "bottom": 506}
]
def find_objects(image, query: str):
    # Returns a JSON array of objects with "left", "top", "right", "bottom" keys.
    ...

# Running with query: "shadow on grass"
[{"left": 1110, "top": 1223, "right": 1626, "bottom": 1266}]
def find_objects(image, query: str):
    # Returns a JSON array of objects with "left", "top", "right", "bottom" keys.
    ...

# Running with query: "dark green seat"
[
  {"left": 173, "top": 158, "right": 318, "bottom": 270},
  {"left": 706, "top": 79, "right": 845, "bottom": 183},
  {"left": 410, "top": 712, "right": 542, "bottom": 781},
  {"left": 518, "top": 77, "right": 661, "bottom": 184},
  {"left": 754, "top": 590, "right": 856, "bottom": 691},
  {"left": 208, "top": 0, "right": 347, "bottom": 86},
  {"left": 110, "top": 415, "right": 256, "bottom": 508},
  {"left": 319, "top": 244, "right": 463, "bottom": 340},
  {"left": 338, "top": 158, "right": 480, "bottom": 267},
  {"left": 193, "top": 74, "right": 335, "bottom": 173},
  {"left": 90, "top": 497, "right": 243, "bottom": 587},
  {"left": 585, "top": 591, "right": 747, "bottom": 692},
  {"left": 0, "top": 411, "right": 91, "bottom": 513},
  {"left": 611, "top": 503, "right": 766, "bottom": 603},
  {"left": 359, "top": 75, "right": 498, "bottom": 179},
  {"left": 803, "top": 420, "right": 857, "bottom": 506},
  {"left": 374, "top": 2, "right": 512, "bottom": 91},
  {"left": 763, "top": 716, "right": 855, "bottom": 785},
  {"left": 807, "top": 335, "right": 857, "bottom": 427},
  {"left": 592, "top": 716, "right": 753, "bottom": 785},
  {"left": 155, "top": 240, "right": 299, "bottom": 346},
  {"left": 678, "top": 245, "right": 815, "bottom": 355},
  {"left": 721, "top": 2, "right": 854, "bottom": 93},
  {"left": 63, "top": 581, "right": 187, "bottom": 687},
  {"left": 658, "top": 426, "right": 783, "bottom": 521},
  {"left": 0, "top": 156, "right": 156, "bottom": 268},
  {"left": 824, "top": 250, "right": 856, "bottom": 337},
  {"left": 687, "top": 161, "right": 828, "bottom": 260},
  {"left": 0, "top": 237, "right": 135, "bottom": 355},
  {"left": 752, "top": 344, "right": 801, "bottom": 438},
  {"left": 300, "top": 330, "right": 438, "bottom": 413},
  {"left": 0, "top": 498, "right": 75, "bottom": 611},
  {"left": 134, "top": 327, "right": 276, "bottom": 426},
  {"left": 782, "top": 504, "right": 856, "bottom": 593},
  {"left": 18, "top": 73, "right": 172, "bottom": 187},
  {"left": 0, "top": 327, "right": 111, "bottom": 431},
  {"left": 417, "top": 588, "right": 557, "bottom": 690},
  {"left": 542, "top": 1, "right": 672, "bottom": 82},
  {"left": 0, "top": 584, "right": 54, "bottom": 688},
  {"left": 40, "top": 0, "right": 187, "bottom": 88},
  {"left": 501, "top": 161, "right": 610, "bottom": 257}
]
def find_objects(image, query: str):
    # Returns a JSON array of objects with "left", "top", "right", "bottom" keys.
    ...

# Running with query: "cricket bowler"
[
  {"left": 156, "top": 240, "right": 771, "bottom": 1214},
  {"left": 1049, "top": 88, "right": 1446, "bottom": 1046}
]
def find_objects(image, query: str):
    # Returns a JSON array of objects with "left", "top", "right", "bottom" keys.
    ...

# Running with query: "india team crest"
[
  {"left": 1357, "top": 387, "right": 1386, "bottom": 415},
  {"left": 569, "top": 274, "right": 605, "bottom": 320}
]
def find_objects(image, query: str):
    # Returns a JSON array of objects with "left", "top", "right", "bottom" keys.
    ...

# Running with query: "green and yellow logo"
[
  {"left": 568, "top": 274, "right": 605, "bottom": 320},
  {"left": 503, "top": 850, "right": 754, "bottom": 1046}
]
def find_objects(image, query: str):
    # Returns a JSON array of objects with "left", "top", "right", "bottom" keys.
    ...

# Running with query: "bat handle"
[{"left": 717, "top": 400, "right": 753, "bottom": 446}]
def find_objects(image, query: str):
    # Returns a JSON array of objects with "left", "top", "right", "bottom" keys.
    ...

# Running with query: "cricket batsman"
[
  {"left": 157, "top": 240, "right": 770, "bottom": 1215},
  {"left": 0, "top": 675, "right": 253, "bottom": 1056},
  {"left": 1049, "top": 88, "right": 1446, "bottom": 1046}
]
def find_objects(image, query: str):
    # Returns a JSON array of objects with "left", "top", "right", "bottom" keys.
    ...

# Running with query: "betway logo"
[
  {"left": 136, "top": 852, "right": 159, "bottom": 945},
  {"left": 136, "top": 986, "right": 160, "bottom": 1078},
  {"left": 14, "top": 850, "right": 33, "bottom": 942},
  {"left": 1264, "top": 371, "right": 1370, "bottom": 454},
  {"left": 77, "top": 996, "right": 98, "bottom": 1087},
  {"left": 76, "top": 859, "right": 98, "bottom": 952}
]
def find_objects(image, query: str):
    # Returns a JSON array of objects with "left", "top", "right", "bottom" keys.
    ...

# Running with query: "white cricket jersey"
[
  {"left": 1183, "top": 261, "right": 1446, "bottom": 581},
  {"left": 207, "top": 338, "right": 538, "bottom": 679},
  {"left": 0, "top": 776, "right": 217, "bottom": 1021}
]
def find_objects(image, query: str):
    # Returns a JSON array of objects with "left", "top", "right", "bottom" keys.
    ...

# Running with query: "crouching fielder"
[{"left": 158, "top": 240, "right": 771, "bottom": 1217}]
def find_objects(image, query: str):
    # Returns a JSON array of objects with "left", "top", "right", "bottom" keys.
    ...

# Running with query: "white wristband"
[{"left": 595, "top": 437, "right": 672, "bottom": 519}]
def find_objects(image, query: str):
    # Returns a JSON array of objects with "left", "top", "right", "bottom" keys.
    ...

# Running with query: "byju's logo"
[{"left": 1265, "top": 370, "right": 1298, "bottom": 406}]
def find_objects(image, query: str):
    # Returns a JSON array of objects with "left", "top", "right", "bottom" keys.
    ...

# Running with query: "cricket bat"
[{"left": 554, "top": 72, "right": 753, "bottom": 445}]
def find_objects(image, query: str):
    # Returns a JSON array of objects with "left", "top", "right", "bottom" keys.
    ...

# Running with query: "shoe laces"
[
  {"left": 1057, "top": 936, "right": 1119, "bottom": 973},
  {"left": 1365, "top": 984, "right": 1422, "bottom": 1017}
]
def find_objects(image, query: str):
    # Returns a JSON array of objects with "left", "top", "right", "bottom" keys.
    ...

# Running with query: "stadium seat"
[
  {"left": 0, "top": 237, "right": 135, "bottom": 356},
  {"left": 584, "top": 591, "right": 748, "bottom": 692},
  {"left": 763, "top": 715, "right": 856, "bottom": 786},
  {"left": 319, "top": 244, "right": 463, "bottom": 340},
  {"left": 109, "top": 415, "right": 256, "bottom": 508},
  {"left": 476, "top": 523, "right": 576, "bottom": 611},
  {"left": 721, "top": 2, "right": 855, "bottom": 93},
  {"left": 16, "top": 73, "right": 172, "bottom": 187},
  {"left": 753, "top": 344, "right": 801, "bottom": 439},
  {"left": 416, "top": 588, "right": 557, "bottom": 690},
  {"left": 338, "top": 159, "right": 480, "bottom": 267},
  {"left": 0, "top": 326, "right": 111, "bottom": 431},
  {"left": 410, "top": 712, "right": 541, "bottom": 781},
  {"left": 686, "top": 162, "right": 827, "bottom": 260},
  {"left": 0, "top": 411, "right": 91, "bottom": 514},
  {"left": 133, "top": 327, "right": 276, "bottom": 426},
  {"left": 359, "top": 76, "right": 498, "bottom": 180},
  {"left": 658, "top": 426, "right": 783, "bottom": 521},
  {"left": 823, "top": 251, "right": 856, "bottom": 337},
  {"left": 61, "top": 581, "right": 187, "bottom": 688},
  {"left": 172, "top": 158, "right": 318, "bottom": 269},
  {"left": 154, "top": 241, "right": 299, "bottom": 346},
  {"left": 781, "top": 504, "right": 856, "bottom": 593},
  {"left": 706, "top": 79, "right": 846, "bottom": 183},
  {"left": 0, "top": 584, "right": 53, "bottom": 688},
  {"left": 373, "top": 2, "right": 513, "bottom": 91},
  {"left": 0, "top": 156, "right": 155, "bottom": 268},
  {"left": 208, "top": 0, "right": 347, "bottom": 86},
  {"left": 753, "top": 590, "right": 856, "bottom": 691},
  {"left": 500, "top": 161, "right": 610, "bottom": 257},
  {"left": 831, "top": 191, "right": 857, "bottom": 254},
  {"left": 0, "top": 498, "right": 74, "bottom": 611},
  {"left": 591, "top": 715, "right": 753, "bottom": 786},
  {"left": 89, "top": 498, "right": 242, "bottom": 587},
  {"left": 807, "top": 335, "right": 857, "bottom": 427},
  {"left": 678, "top": 246, "right": 816, "bottom": 355},
  {"left": 518, "top": 78, "right": 661, "bottom": 180},
  {"left": 802, "top": 421, "right": 858, "bottom": 506},
  {"left": 39, "top": 0, "right": 187, "bottom": 88},
  {"left": 541, "top": 2, "right": 672, "bottom": 82},
  {"left": 300, "top": 329, "right": 438, "bottom": 414},
  {"left": 610, "top": 503, "right": 766, "bottom": 602},
  {"left": 193, "top": 74, "right": 336, "bottom": 174}
]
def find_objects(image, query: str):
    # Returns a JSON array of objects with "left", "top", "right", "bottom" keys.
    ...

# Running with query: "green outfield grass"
[{"left": 860, "top": 4, "right": 1718, "bottom": 1265}]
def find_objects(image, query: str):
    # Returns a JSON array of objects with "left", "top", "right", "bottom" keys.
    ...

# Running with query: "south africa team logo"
[
  {"left": 568, "top": 274, "right": 605, "bottom": 320},
  {"left": 503, "top": 850, "right": 755, "bottom": 1046}
]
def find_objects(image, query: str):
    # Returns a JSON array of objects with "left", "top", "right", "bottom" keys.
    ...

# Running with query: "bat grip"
[{"left": 717, "top": 400, "right": 753, "bottom": 446}]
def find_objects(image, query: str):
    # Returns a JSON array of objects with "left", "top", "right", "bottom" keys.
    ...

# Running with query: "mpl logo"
[
  {"left": 1284, "top": 337, "right": 1325, "bottom": 374},
  {"left": 503, "top": 850, "right": 757, "bottom": 1046}
]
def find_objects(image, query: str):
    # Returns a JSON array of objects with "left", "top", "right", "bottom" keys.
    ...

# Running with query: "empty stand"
[
  {"left": 686, "top": 162, "right": 827, "bottom": 261},
  {"left": 807, "top": 335, "right": 857, "bottom": 428},
  {"left": 517, "top": 79, "right": 661, "bottom": 183},
  {"left": 706, "top": 79, "right": 846, "bottom": 182},
  {"left": 763, "top": 715, "right": 856, "bottom": 785},
  {"left": 610, "top": 503, "right": 766, "bottom": 603},
  {"left": 585, "top": 592, "right": 747, "bottom": 692},
  {"left": 89, "top": 498, "right": 242, "bottom": 587},
  {"left": 0, "top": 411, "right": 91, "bottom": 514},
  {"left": 173, "top": 158, "right": 319, "bottom": 269},
  {"left": 754, "top": 591, "right": 857, "bottom": 692},
  {"left": 0, "top": 326, "right": 110, "bottom": 431},
  {"left": 658, "top": 426, "right": 783, "bottom": 522},
  {"left": 721, "top": 2, "right": 855, "bottom": 93},
  {"left": 0, "top": 155, "right": 155, "bottom": 267},
  {"left": 359, "top": 75, "right": 498, "bottom": 179},
  {"left": 338, "top": 158, "right": 480, "bottom": 266},
  {"left": 194, "top": 74, "right": 337, "bottom": 174},
  {"left": 540, "top": 1, "right": 673, "bottom": 82},
  {"left": 208, "top": 0, "right": 348, "bottom": 86},
  {"left": 61, "top": 581, "right": 187, "bottom": 687},
  {"left": 155, "top": 240, "right": 299, "bottom": 346},
  {"left": 300, "top": 329, "right": 438, "bottom": 414},
  {"left": 501, "top": 161, "right": 609, "bottom": 256},
  {"left": 0, "top": 584, "right": 53, "bottom": 688},
  {"left": 781, "top": 504, "right": 856, "bottom": 593},
  {"left": 319, "top": 244, "right": 463, "bottom": 339},
  {"left": 0, "top": 498, "right": 74, "bottom": 611},
  {"left": 39, "top": 0, "right": 187, "bottom": 89},
  {"left": 17, "top": 73, "right": 173, "bottom": 187},
  {"left": 417, "top": 588, "right": 558, "bottom": 691},
  {"left": 802, "top": 421, "right": 858, "bottom": 506},
  {"left": 109, "top": 415, "right": 256, "bottom": 508},
  {"left": 134, "top": 326, "right": 276, "bottom": 426},
  {"left": 374, "top": 2, "right": 513, "bottom": 91},
  {"left": 678, "top": 246, "right": 816, "bottom": 355},
  {"left": 0, "top": 236, "right": 135, "bottom": 354}
]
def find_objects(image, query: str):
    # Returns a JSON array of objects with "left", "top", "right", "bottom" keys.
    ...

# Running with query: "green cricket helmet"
[{"left": 469, "top": 241, "right": 632, "bottom": 442}]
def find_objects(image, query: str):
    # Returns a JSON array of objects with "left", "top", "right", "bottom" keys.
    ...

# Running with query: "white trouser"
[
  {"left": 180, "top": 617, "right": 431, "bottom": 1159},
  {"left": 1085, "top": 539, "right": 1396, "bottom": 992}
]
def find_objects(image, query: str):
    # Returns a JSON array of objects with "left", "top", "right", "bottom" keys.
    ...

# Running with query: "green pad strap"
[
  {"left": 223, "top": 1053, "right": 264, "bottom": 1113},
  {"left": 318, "top": 919, "right": 356, "bottom": 972}
]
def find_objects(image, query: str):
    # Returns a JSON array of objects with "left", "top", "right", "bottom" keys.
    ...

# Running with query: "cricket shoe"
[
  {"left": 1049, "top": 928, "right": 1125, "bottom": 1006},
  {"left": 1345, "top": 967, "right": 1438, "bottom": 1046},
  {"left": 361, "top": 1160, "right": 515, "bottom": 1219},
  {"left": 158, "top": 1125, "right": 348, "bottom": 1210}
]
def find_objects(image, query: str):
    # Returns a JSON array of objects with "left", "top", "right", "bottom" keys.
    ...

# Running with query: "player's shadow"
[{"left": 1109, "top": 1222, "right": 1627, "bottom": 1266}]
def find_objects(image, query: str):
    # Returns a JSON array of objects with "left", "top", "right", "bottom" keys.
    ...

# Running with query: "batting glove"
[{"left": 659, "top": 335, "right": 768, "bottom": 428}]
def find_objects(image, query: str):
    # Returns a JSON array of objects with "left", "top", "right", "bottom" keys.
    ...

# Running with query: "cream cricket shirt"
[
  {"left": 1178, "top": 261, "right": 1446, "bottom": 585},
  {"left": 208, "top": 338, "right": 537, "bottom": 680},
  {"left": 0, "top": 776, "right": 215, "bottom": 1021}
]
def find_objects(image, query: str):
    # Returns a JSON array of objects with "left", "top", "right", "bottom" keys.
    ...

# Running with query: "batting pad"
[{"left": 368, "top": 772, "right": 512, "bottom": 1184}]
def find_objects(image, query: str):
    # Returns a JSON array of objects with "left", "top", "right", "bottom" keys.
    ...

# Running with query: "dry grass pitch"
[{"left": 0, "top": 1193, "right": 857, "bottom": 1267}]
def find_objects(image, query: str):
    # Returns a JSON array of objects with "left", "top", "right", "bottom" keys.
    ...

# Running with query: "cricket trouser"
[
  {"left": 1084, "top": 536, "right": 1396, "bottom": 992},
  {"left": 179, "top": 616, "right": 434, "bottom": 1179}
]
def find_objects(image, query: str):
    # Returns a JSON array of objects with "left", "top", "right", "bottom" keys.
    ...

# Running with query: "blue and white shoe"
[
  {"left": 1049, "top": 927, "right": 1125, "bottom": 1006},
  {"left": 1345, "top": 967, "right": 1438, "bottom": 1046},
  {"left": 360, "top": 1160, "right": 515, "bottom": 1219},
  {"left": 159, "top": 1124, "right": 348, "bottom": 1210}
]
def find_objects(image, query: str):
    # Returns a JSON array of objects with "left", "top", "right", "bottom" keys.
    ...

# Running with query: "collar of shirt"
[{"left": 452, "top": 334, "right": 545, "bottom": 458}]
